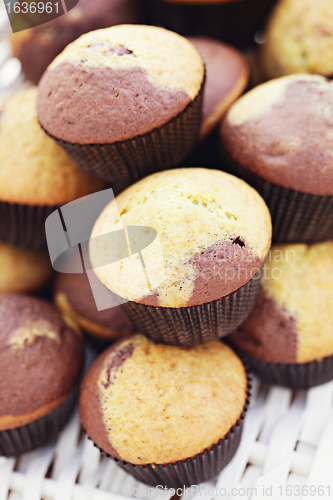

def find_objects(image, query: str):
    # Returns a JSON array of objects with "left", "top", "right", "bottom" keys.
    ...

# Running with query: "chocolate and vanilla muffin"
[
  {"left": 89, "top": 168, "right": 272, "bottom": 346},
  {"left": 0, "top": 294, "right": 84, "bottom": 456},
  {"left": 12, "top": 0, "right": 142, "bottom": 85},
  {"left": 0, "top": 88, "right": 106, "bottom": 249},
  {"left": 147, "top": 0, "right": 277, "bottom": 47},
  {"left": 37, "top": 25, "right": 205, "bottom": 183},
  {"left": 220, "top": 74, "right": 333, "bottom": 243},
  {"left": 54, "top": 272, "right": 135, "bottom": 347},
  {"left": 261, "top": 0, "right": 333, "bottom": 81},
  {"left": 229, "top": 242, "right": 333, "bottom": 388},
  {"left": 0, "top": 242, "right": 52, "bottom": 294},
  {"left": 80, "top": 334, "right": 249, "bottom": 487},
  {"left": 189, "top": 37, "right": 249, "bottom": 140}
]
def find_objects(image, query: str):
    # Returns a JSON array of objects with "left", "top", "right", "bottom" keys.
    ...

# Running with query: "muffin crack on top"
[
  {"left": 89, "top": 168, "right": 272, "bottom": 308},
  {"left": 37, "top": 25, "right": 205, "bottom": 145},
  {"left": 80, "top": 335, "right": 248, "bottom": 465}
]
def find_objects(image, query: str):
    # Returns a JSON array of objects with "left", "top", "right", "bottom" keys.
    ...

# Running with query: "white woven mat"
[{"left": 0, "top": 3, "right": 333, "bottom": 498}]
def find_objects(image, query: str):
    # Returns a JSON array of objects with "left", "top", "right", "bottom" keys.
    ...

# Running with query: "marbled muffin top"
[
  {"left": 0, "top": 88, "right": 105, "bottom": 206},
  {"left": 37, "top": 25, "right": 205, "bottom": 145},
  {"left": 0, "top": 294, "right": 84, "bottom": 430},
  {"left": 189, "top": 37, "right": 249, "bottom": 140},
  {"left": 80, "top": 334, "right": 247, "bottom": 464},
  {"left": 54, "top": 272, "right": 136, "bottom": 340},
  {"left": 230, "top": 242, "right": 333, "bottom": 364},
  {"left": 0, "top": 242, "right": 52, "bottom": 294},
  {"left": 89, "top": 168, "right": 272, "bottom": 308},
  {"left": 221, "top": 74, "right": 333, "bottom": 196},
  {"left": 11, "top": 0, "right": 141, "bottom": 84},
  {"left": 261, "top": 0, "right": 333, "bottom": 80}
]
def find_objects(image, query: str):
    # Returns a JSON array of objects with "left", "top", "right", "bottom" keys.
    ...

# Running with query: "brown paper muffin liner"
[
  {"left": 92, "top": 368, "right": 251, "bottom": 488},
  {"left": 42, "top": 76, "right": 205, "bottom": 184},
  {"left": 145, "top": 0, "right": 277, "bottom": 47},
  {"left": 0, "top": 389, "right": 77, "bottom": 456},
  {"left": 0, "top": 201, "right": 56, "bottom": 250},
  {"left": 121, "top": 268, "right": 262, "bottom": 347},
  {"left": 220, "top": 158, "right": 333, "bottom": 244},
  {"left": 233, "top": 350, "right": 333, "bottom": 390}
]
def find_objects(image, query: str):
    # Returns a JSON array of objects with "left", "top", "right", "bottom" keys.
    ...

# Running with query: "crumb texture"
[
  {"left": 94, "top": 335, "right": 247, "bottom": 464},
  {"left": 89, "top": 168, "right": 271, "bottom": 307},
  {"left": 0, "top": 88, "right": 106, "bottom": 205},
  {"left": 261, "top": 0, "right": 333, "bottom": 79}
]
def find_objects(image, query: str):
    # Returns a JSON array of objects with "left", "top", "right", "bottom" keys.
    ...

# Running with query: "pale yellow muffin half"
[
  {"left": 0, "top": 88, "right": 106, "bottom": 206},
  {"left": 261, "top": 0, "right": 333, "bottom": 79},
  {"left": 89, "top": 168, "right": 272, "bottom": 308},
  {"left": 0, "top": 242, "right": 52, "bottom": 294},
  {"left": 80, "top": 334, "right": 247, "bottom": 464}
]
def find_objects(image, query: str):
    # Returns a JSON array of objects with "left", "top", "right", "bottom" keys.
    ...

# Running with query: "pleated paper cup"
[
  {"left": 42, "top": 76, "right": 205, "bottom": 184},
  {"left": 220, "top": 157, "right": 333, "bottom": 244},
  {"left": 236, "top": 351, "right": 333, "bottom": 390},
  {"left": 93, "top": 368, "right": 251, "bottom": 488},
  {"left": 0, "top": 390, "right": 77, "bottom": 457},
  {"left": 121, "top": 268, "right": 262, "bottom": 347},
  {"left": 0, "top": 201, "right": 56, "bottom": 250}
]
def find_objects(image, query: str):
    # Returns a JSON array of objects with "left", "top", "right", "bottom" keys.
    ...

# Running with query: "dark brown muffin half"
[
  {"left": 54, "top": 272, "right": 136, "bottom": 343},
  {"left": 0, "top": 294, "right": 84, "bottom": 432}
]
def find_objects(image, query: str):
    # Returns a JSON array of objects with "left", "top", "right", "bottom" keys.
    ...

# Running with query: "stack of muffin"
[{"left": 1, "top": 0, "right": 332, "bottom": 489}]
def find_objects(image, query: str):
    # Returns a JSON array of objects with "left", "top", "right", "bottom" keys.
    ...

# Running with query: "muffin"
[
  {"left": 188, "top": 37, "right": 249, "bottom": 140},
  {"left": 89, "top": 168, "right": 272, "bottom": 346},
  {"left": 11, "top": 0, "right": 142, "bottom": 85},
  {"left": 146, "top": 0, "right": 278, "bottom": 47},
  {"left": 220, "top": 74, "right": 333, "bottom": 243},
  {"left": 0, "top": 294, "right": 84, "bottom": 456},
  {"left": 0, "top": 241, "right": 53, "bottom": 294},
  {"left": 229, "top": 242, "right": 333, "bottom": 389},
  {"left": 261, "top": 0, "right": 333, "bottom": 80},
  {"left": 54, "top": 271, "right": 136, "bottom": 347},
  {"left": 0, "top": 88, "right": 106, "bottom": 249},
  {"left": 80, "top": 334, "right": 250, "bottom": 487},
  {"left": 37, "top": 25, "right": 205, "bottom": 183}
]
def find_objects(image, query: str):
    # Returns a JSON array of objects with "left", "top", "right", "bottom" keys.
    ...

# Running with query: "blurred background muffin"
[
  {"left": 229, "top": 242, "right": 333, "bottom": 388},
  {"left": 220, "top": 74, "right": 333, "bottom": 243},
  {"left": 80, "top": 334, "right": 249, "bottom": 486},
  {"left": 0, "top": 241, "right": 52, "bottom": 294},
  {"left": 146, "top": 0, "right": 278, "bottom": 47},
  {"left": 54, "top": 271, "right": 136, "bottom": 348},
  {"left": 89, "top": 167, "right": 272, "bottom": 345},
  {"left": 0, "top": 293, "right": 84, "bottom": 456},
  {"left": 261, "top": 0, "right": 333, "bottom": 80},
  {"left": 189, "top": 37, "right": 249, "bottom": 140},
  {"left": 37, "top": 25, "right": 205, "bottom": 183},
  {"left": 0, "top": 87, "right": 106, "bottom": 249},
  {"left": 11, "top": 0, "right": 143, "bottom": 85}
]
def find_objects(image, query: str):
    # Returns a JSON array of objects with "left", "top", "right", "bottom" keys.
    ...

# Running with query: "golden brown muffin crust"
[
  {"left": 89, "top": 168, "right": 272, "bottom": 308},
  {"left": 261, "top": 0, "right": 333, "bottom": 80},
  {"left": 0, "top": 88, "right": 106, "bottom": 205},
  {"left": 80, "top": 335, "right": 247, "bottom": 464},
  {"left": 0, "top": 242, "right": 53, "bottom": 294}
]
